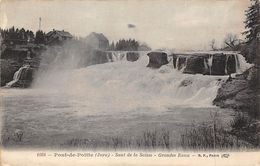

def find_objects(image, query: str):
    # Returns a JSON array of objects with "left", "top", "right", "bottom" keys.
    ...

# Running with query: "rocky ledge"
[{"left": 213, "top": 66, "right": 259, "bottom": 116}]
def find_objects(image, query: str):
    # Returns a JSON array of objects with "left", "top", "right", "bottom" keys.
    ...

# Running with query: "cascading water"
[
  {"left": 208, "top": 54, "right": 213, "bottom": 75},
  {"left": 176, "top": 57, "right": 179, "bottom": 69},
  {"left": 5, "top": 65, "right": 30, "bottom": 88},
  {"left": 235, "top": 54, "right": 240, "bottom": 72},
  {"left": 110, "top": 52, "right": 127, "bottom": 61},
  {"left": 180, "top": 57, "right": 188, "bottom": 72},
  {"left": 31, "top": 50, "right": 251, "bottom": 108},
  {"left": 1, "top": 50, "right": 253, "bottom": 149},
  {"left": 32, "top": 52, "right": 228, "bottom": 107}
]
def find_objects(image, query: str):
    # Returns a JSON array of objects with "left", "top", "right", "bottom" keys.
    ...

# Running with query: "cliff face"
[{"left": 213, "top": 66, "right": 259, "bottom": 117}]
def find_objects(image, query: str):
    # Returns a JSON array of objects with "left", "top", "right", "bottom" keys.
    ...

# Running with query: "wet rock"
[
  {"left": 126, "top": 52, "right": 139, "bottom": 62},
  {"left": 183, "top": 56, "right": 207, "bottom": 74},
  {"left": 179, "top": 79, "right": 192, "bottom": 87},
  {"left": 147, "top": 52, "right": 169, "bottom": 68},
  {"left": 226, "top": 54, "right": 236, "bottom": 74},
  {"left": 176, "top": 56, "right": 187, "bottom": 70},
  {"left": 211, "top": 53, "right": 226, "bottom": 75},
  {"left": 171, "top": 54, "right": 178, "bottom": 69},
  {"left": 213, "top": 66, "right": 259, "bottom": 117},
  {"left": 172, "top": 53, "right": 238, "bottom": 75}
]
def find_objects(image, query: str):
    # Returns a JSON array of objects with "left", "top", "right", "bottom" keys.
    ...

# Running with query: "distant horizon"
[{"left": 0, "top": 0, "right": 250, "bottom": 50}]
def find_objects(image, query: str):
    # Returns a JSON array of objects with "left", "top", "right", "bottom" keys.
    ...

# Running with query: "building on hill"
[
  {"left": 46, "top": 29, "right": 73, "bottom": 45},
  {"left": 84, "top": 32, "right": 109, "bottom": 50}
]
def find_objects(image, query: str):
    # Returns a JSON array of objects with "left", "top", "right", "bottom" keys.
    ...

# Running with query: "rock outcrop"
[
  {"left": 213, "top": 66, "right": 259, "bottom": 116},
  {"left": 183, "top": 55, "right": 206, "bottom": 74},
  {"left": 171, "top": 53, "right": 239, "bottom": 75},
  {"left": 126, "top": 52, "right": 139, "bottom": 62},
  {"left": 147, "top": 52, "right": 169, "bottom": 68}
]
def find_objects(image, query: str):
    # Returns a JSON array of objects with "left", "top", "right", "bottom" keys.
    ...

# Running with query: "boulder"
[
  {"left": 211, "top": 53, "right": 226, "bottom": 75},
  {"left": 171, "top": 54, "right": 177, "bottom": 69},
  {"left": 179, "top": 79, "right": 193, "bottom": 87},
  {"left": 147, "top": 52, "right": 169, "bottom": 68},
  {"left": 183, "top": 56, "right": 207, "bottom": 74},
  {"left": 172, "top": 53, "right": 239, "bottom": 75},
  {"left": 226, "top": 54, "right": 236, "bottom": 75},
  {"left": 126, "top": 52, "right": 139, "bottom": 62}
]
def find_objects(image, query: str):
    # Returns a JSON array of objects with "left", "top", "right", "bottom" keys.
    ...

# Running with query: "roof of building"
[{"left": 46, "top": 29, "right": 73, "bottom": 38}]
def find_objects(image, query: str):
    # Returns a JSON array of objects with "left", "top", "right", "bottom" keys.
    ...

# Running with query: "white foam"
[{"left": 31, "top": 52, "right": 227, "bottom": 112}]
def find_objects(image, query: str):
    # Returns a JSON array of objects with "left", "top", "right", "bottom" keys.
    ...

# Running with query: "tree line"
[
  {"left": 109, "top": 39, "right": 151, "bottom": 51},
  {"left": 0, "top": 27, "right": 46, "bottom": 45}
]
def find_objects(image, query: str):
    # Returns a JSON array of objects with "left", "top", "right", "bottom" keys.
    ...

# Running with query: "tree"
[
  {"left": 223, "top": 33, "right": 239, "bottom": 49},
  {"left": 35, "top": 30, "right": 45, "bottom": 44},
  {"left": 210, "top": 39, "right": 217, "bottom": 51},
  {"left": 242, "top": 0, "right": 260, "bottom": 64},
  {"left": 243, "top": 0, "right": 260, "bottom": 43},
  {"left": 115, "top": 39, "right": 139, "bottom": 51}
]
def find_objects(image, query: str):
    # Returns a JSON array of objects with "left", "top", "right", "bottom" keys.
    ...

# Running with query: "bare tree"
[
  {"left": 210, "top": 39, "right": 217, "bottom": 51},
  {"left": 223, "top": 33, "right": 239, "bottom": 49}
]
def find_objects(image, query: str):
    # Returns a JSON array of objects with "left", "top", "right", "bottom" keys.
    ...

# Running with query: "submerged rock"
[
  {"left": 147, "top": 52, "right": 169, "bottom": 68},
  {"left": 179, "top": 79, "right": 193, "bottom": 87}
]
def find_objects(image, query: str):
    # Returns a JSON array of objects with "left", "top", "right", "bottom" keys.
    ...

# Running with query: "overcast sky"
[{"left": 0, "top": 0, "right": 250, "bottom": 50}]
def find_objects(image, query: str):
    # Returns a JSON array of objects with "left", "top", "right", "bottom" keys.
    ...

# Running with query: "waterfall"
[
  {"left": 235, "top": 53, "right": 252, "bottom": 74},
  {"left": 235, "top": 54, "right": 241, "bottom": 73},
  {"left": 176, "top": 57, "right": 179, "bottom": 70},
  {"left": 32, "top": 51, "right": 252, "bottom": 107},
  {"left": 180, "top": 57, "right": 188, "bottom": 72},
  {"left": 39, "top": 55, "right": 227, "bottom": 107},
  {"left": 203, "top": 58, "right": 209, "bottom": 71},
  {"left": 207, "top": 55, "right": 213, "bottom": 75},
  {"left": 5, "top": 65, "right": 30, "bottom": 88},
  {"left": 110, "top": 52, "right": 127, "bottom": 62},
  {"left": 224, "top": 54, "right": 230, "bottom": 75}
]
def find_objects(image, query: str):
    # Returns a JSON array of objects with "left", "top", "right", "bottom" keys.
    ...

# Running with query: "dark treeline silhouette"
[
  {"left": 110, "top": 39, "right": 139, "bottom": 51},
  {"left": 0, "top": 26, "right": 46, "bottom": 45},
  {"left": 242, "top": 0, "right": 259, "bottom": 64}
]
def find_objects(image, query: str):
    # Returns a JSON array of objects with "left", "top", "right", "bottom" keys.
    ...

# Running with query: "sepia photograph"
[{"left": 0, "top": 0, "right": 259, "bottom": 165}]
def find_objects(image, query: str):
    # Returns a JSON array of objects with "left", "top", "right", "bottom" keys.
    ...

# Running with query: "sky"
[{"left": 0, "top": 0, "right": 251, "bottom": 50}]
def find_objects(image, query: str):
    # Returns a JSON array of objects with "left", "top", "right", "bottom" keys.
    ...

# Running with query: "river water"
[{"left": 0, "top": 54, "right": 234, "bottom": 149}]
